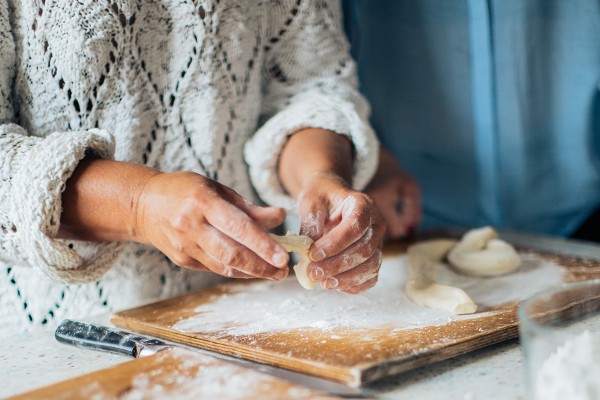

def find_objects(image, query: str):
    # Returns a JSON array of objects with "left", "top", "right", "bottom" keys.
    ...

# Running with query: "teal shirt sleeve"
[{"left": 344, "top": 0, "right": 600, "bottom": 236}]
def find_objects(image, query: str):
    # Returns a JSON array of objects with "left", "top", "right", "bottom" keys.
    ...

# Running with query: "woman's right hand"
[{"left": 134, "top": 171, "right": 290, "bottom": 280}]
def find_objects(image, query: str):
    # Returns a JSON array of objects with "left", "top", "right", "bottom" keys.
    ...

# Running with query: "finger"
[
  {"left": 197, "top": 225, "right": 288, "bottom": 280},
  {"left": 189, "top": 248, "right": 257, "bottom": 279},
  {"left": 164, "top": 237, "right": 256, "bottom": 278},
  {"left": 321, "top": 250, "right": 382, "bottom": 290},
  {"left": 204, "top": 197, "right": 289, "bottom": 268},
  {"left": 382, "top": 198, "right": 408, "bottom": 240},
  {"left": 298, "top": 202, "right": 327, "bottom": 241},
  {"left": 221, "top": 187, "right": 287, "bottom": 229},
  {"left": 310, "top": 194, "right": 373, "bottom": 262},
  {"left": 337, "top": 276, "right": 379, "bottom": 295},
  {"left": 398, "top": 178, "right": 422, "bottom": 233},
  {"left": 308, "top": 227, "right": 376, "bottom": 280}
]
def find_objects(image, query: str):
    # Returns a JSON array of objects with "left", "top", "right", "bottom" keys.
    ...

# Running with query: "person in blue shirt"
[{"left": 348, "top": 0, "right": 600, "bottom": 242}]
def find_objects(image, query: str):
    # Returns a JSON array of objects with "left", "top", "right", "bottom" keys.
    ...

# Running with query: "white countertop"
[
  {"left": 4, "top": 232, "right": 597, "bottom": 399},
  {"left": 1, "top": 328, "right": 524, "bottom": 399}
]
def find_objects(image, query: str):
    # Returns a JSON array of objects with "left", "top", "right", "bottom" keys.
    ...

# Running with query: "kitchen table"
[{"left": 2, "top": 232, "right": 598, "bottom": 399}]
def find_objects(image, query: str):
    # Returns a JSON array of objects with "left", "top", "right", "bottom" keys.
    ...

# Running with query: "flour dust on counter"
[
  {"left": 11, "top": 348, "right": 336, "bottom": 400},
  {"left": 173, "top": 252, "right": 564, "bottom": 336},
  {"left": 119, "top": 349, "right": 327, "bottom": 400}
]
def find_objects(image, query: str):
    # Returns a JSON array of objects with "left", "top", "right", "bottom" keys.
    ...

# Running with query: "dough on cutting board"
[
  {"left": 405, "top": 226, "right": 521, "bottom": 315},
  {"left": 447, "top": 226, "right": 521, "bottom": 277},
  {"left": 270, "top": 232, "right": 315, "bottom": 290},
  {"left": 406, "top": 239, "right": 477, "bottom": 315}
]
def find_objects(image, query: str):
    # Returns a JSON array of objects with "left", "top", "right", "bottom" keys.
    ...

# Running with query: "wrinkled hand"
[
  {"left": 365, "top": 148, "right": 421, "bottom": 241},
  {"left": 135, "top": 172, "right": 289, "bottom": 280},
  {"left": 298, "top": 174, "right": 385, "bottom": 294}
]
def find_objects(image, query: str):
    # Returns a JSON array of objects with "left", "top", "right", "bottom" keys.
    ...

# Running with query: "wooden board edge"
[
  {"left": 112, "top": 314, "right": 520, "bottom": 388},
  {"left": 357, "top": 324, "right": 519, "bottom": 386},
  {"left": 111, "top": 315, "right": 360, "bottom": 386}
]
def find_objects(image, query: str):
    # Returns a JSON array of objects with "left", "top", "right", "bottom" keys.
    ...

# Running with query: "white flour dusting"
[
  {"left": 120, "top": 349, "right": 321, "bottom": 400},
  {"left": 535, "top": 330, "right": 600, "bottom": 400},
  {"left": 173, "top": 253, "right": 564, "bottom": 335}
]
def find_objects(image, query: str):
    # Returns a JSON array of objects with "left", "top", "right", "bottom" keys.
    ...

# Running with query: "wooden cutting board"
[
  {"left": 9, "top": 348, "right": 337, "bottom": 400},
  {"left": 112, "top": 244, "right": 600, "bottom": 387}
]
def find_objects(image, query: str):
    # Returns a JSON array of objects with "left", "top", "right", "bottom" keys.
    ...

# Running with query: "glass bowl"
[{"left": 519, "top": 280, "right": 600, "bottom": 400}]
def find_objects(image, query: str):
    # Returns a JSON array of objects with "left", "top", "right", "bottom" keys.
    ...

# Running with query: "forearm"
[
  {"left": 279, "top": 128, "right": 353, "bottom": 198},
  {"left": 59, "top": 158, "right": 161, "bottom": 242}
]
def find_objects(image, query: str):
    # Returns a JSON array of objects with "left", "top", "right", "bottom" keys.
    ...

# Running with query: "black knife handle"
[{"left": 55, "top": 319, "right": 168, "bottom": 358}]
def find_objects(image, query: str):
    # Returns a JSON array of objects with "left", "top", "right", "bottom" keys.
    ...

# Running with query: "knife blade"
[{"left": 55, "top": 319, "right": 375, "bottom": 398}]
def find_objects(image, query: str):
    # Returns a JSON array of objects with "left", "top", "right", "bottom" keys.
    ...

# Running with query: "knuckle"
[
  {"left": 170, "top": 239, "right": 187, "bottom": 255},
  {"left": 350, "top": 219, "right": 364, "bottom": 237},
  {"left": 250, "top": 263, "right": 271, "bottom": 277},
  {"left": 218, "top": 246, "right": 242, "bottom": 267},
  {"left": 373, "top": 249, "right": 383, "bottom": 268},
  {"left": 365, "top": 277, "right": 378, "bottom": 290},
  {"left": 170, "top": 252, "right": 192, "bottom": 267},
  {"left": 170, "top": 214, "right": 189, "bottom": 231},
  {"left": 226, "top": 216, "right": 251, "bottom": 238}
]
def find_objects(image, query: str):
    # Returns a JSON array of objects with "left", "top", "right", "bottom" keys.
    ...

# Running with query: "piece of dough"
[
  {"left": 405, "top": 240, "right": 478, "bottom": 315},
  {"left": 447, "top": 226, "right": 521, "bottom": 277},
  {"left": 270, "top": 232, "right": 315, "bottom": 290},
  {"left": 405, "top": 226, "right": 521, "bottom": 314}
]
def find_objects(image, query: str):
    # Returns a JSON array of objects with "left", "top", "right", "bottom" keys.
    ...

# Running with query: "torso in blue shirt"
[{"left": 343, "top": 0, "right": 600, "bottom": 236}]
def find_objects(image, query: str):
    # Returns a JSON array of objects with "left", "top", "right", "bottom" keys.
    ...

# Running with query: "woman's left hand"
[
  {"left": 365, "top": 147, "right": 421, "bottom": 241},
  {"left": 297, "top": 173, "right": 386, "bottom": 294}
]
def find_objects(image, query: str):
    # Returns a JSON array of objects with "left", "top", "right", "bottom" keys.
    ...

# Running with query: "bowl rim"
[{"left": 518, "top": 279, "right": 600, "bottom": 334}]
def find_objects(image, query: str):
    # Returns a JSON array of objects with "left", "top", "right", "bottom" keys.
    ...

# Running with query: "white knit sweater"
[{"left": 0, "top": 0, "right": 377, "bottom": 336}]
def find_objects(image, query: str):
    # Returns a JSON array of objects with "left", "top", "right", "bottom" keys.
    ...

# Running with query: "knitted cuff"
[
  {"left": 245, "top": 91, "right": 379, "bottom": 213},
  {"left": 8, "top": 127, "right": 124, "bottom": 283}
]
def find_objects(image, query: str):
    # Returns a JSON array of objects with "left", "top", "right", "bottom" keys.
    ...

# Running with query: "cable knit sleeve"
[
  {"left": 244, "top": 0, "right": 379, "bottom": 212},
  {"left": 0, "top": 4, "right": 122, "bottom": 284}
]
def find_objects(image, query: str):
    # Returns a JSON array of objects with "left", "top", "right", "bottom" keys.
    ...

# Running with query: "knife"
[{"left": 55, "top": 319, "right": 375, "bottom": 398}]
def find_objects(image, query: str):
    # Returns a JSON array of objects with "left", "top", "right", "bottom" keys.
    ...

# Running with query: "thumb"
[{"left": 298, "top": 201, "right": 327, "bottom": 241}]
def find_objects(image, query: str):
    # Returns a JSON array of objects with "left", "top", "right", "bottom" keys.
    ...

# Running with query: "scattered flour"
[
  {"left": 173, "top": 252, "right": 563, "bottom": 335},
  {"left": 535, "top": 330, "right": 600, "bottom": 400},
  {"left": 120, "top": 349, "right": 321, "bottom": 400}
]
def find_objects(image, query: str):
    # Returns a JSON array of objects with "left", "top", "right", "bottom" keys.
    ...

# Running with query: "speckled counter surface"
[
  {"left": 8, "top": 229, "right": 597, "bottom": 400},
  {"left": 1, "top": 327, "right": 524, "bottom": 399}
]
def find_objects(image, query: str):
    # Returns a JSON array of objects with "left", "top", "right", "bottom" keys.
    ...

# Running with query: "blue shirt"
[{"left": 343, "top": 0, "right": 600, "bottom": 236}]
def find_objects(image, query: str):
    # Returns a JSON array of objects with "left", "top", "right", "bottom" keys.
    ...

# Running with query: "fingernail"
[
  {"left": 272, "top": 251, "right": 288, "bottom": 268},
  {"left": 310, "top": 267, "right": 324, "bottom": 280},
  {"left": 310, "top": 249, "right": 326, "bottom": 262},
  {"left": 325, "top": 277, "right": 338, "bottom": 289}
]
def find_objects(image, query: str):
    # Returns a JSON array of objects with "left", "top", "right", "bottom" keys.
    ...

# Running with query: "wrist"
[
  {"left": 302, "top": 171, "right": 350, "bottom": 191},
  {"left": 279, "top": 128, "right": 353, "bottom": 197},
  {"left": 130, "top": 169, "right": 163, "bottom": 243}
]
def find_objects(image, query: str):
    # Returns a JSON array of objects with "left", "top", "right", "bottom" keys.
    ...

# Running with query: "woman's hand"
[
  {"left": 298, "top": 174, "right": 386, "bottom": 294},
  {"left": 365, "top": 147, "right": 421, "bottom": 241},
  {"left": 134, "top": 171, "right": 290, "bottom": 280},
  {"left": 277, "top": 127, "right": 385, "bottom": 294}
]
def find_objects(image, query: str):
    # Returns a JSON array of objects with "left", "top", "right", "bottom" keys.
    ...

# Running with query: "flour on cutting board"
[{"left": 173, "top": 252, "right": 564, "bottom": 336}]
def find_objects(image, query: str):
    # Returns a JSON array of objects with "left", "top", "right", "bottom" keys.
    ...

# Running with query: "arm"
[
  {"left": 0, "top": 3, "right": 287, "bottom": 283},
  {"left": 59, "top": 159, "right": 290, "bottom": 281},
  {"left": 246, "top": 0, "right": 383, "bottom": 293},
  {"left": 0, "top": 4, "right": 121, "bottom": 282}
]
